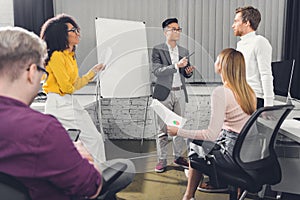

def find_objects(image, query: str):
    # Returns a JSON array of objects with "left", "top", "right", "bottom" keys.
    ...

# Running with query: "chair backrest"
[
  {"left": 232, "top": 104, "right": 294, "bottom": 185},
  {"left": 0, "top": 172, "right": 31, "bottom": 200}
]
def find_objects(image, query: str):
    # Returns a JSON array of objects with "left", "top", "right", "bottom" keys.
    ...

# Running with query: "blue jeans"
[{"left": 213, "top": 129, "right": 239, "bottom": 169}]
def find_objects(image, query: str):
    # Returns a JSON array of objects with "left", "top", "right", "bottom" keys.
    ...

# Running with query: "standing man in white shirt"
[
  {"left": 232, "top": 6, "right": 274, "bottom": 108},
  {"left": 152, "top": 18, "right": 195, "bottom": 173}
]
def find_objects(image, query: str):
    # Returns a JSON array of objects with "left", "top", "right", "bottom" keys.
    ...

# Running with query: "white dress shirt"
[
  {"left": 237, "top": 31, "right": 274, "bottom": 106},
  {"left": 166, "top": 42, "right": 182, "bottom": 88}
]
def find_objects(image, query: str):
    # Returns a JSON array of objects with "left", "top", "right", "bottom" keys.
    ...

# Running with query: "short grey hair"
[{"left": 0, "top": 26, "right": 47, "bottom": 81}]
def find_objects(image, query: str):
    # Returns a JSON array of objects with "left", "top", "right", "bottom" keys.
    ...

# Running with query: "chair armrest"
[
  {"left": 192, "top": 140, "right": 221, "bottom": 153},
  {"left": 0, "top": 172, "right": 31, "bottom": 199},
  {"left": 192, "top": 139, "right": 204, "bottom": 146},
  {"left": 99, "top": 162, "right": 127, "bottom": 195}
]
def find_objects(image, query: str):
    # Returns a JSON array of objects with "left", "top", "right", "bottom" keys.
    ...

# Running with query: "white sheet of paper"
[
  {"left": 97, "top": 47, "right": 112, "bottom": 79},
  {"left": 98, "top": 47, "right": 112, "bottom": 66},
  {"left": 151, "top": 99, "right": 187, "bottom": 128}
]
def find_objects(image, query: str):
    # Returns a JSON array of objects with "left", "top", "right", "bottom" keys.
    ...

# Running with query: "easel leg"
[
  {"left": 140, "top": 96, "right": 150, "bottom": 151},
  {"left": 96, "top": 76, "right": 105, "bottom": 141}
]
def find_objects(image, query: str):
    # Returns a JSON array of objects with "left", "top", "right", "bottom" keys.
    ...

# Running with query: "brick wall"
[{"left": 85, "top": 85, "right": 217, "bottom": 140}]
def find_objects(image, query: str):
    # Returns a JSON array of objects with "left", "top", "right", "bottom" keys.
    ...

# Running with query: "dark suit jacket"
[{"left": 152, "top": 43, "right": 193, "bottom": 102}]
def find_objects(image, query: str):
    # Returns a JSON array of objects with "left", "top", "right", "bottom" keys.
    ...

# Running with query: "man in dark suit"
[{"left": 152, "top": 18, "right": 195, "bottom": 173}]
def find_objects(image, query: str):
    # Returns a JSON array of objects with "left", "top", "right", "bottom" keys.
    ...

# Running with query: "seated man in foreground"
[{"left": 0, "top": 26, "right": 134, "bottom": 200}]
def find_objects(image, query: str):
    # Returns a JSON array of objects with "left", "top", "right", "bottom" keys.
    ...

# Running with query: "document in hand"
[
  {"left": 98, "top": 47, "right": 112, "bottom": 79},
  {"left": 99, "top": 47, "right": 112, "bottom": 66},
  {"left": 151, "top": 99, "right": 187, "bottom": 128}
]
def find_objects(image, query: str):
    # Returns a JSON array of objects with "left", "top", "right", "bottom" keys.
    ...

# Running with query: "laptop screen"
[{"left": 271, "top": 60, "right": 295, "bottom": 100}]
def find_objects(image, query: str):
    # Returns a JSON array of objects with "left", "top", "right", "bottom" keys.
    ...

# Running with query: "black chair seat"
[
  {"left": 190, "top": 153, "right": 260, "bottom": 192},
  {"left": 190, "top": 154, "right": 215, "bottom": 177},
  {"left": 217, "top": 167, "right": 260, "bottom": 193}
]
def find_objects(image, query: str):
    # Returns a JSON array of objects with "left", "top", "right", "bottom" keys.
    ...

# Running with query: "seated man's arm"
[{"left": 35, "top": 117, "right": 102, "bottom": 198}]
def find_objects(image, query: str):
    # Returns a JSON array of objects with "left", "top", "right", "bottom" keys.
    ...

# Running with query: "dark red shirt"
[{"left": 0, "top": 95, "right": 101, "bottom": 200}]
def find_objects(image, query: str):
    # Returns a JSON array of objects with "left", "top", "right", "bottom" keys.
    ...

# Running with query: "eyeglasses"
[
  {"left": 26, "top": 64, "right": 49, "bottom": 83},
  {"left": 67, "top": 27, "right": 80, "bottom": 34},
  {"left": 166, "top": 27, "right": 182, "bottom": 33},
  {"left": 36, "top": 65, "right": 49, "bottom": 83}
]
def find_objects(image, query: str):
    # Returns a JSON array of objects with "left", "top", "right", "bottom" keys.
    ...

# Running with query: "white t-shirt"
[{"left": 237, "top": 31, "right": 274, "bottom": 106}]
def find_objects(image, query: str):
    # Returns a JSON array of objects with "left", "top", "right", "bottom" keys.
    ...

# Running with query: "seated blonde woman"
[{"left": 167, "top": 48, "right": 256, "bottom": 200}]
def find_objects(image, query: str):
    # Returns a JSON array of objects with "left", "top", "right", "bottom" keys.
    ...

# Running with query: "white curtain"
[
  {"left": 54, "top": 0, "right": 286, "bottom": 82},
  {"left": 0, "top": 0, "right": 14, "bottom": 26}
]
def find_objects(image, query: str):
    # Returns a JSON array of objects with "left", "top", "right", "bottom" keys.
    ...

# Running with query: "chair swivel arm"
[
  {"left": 192, "top": 140, "right": 221, "bottom": 153},
  {"left": 98, "top": 162, "right": 127, "bottom": 196}
]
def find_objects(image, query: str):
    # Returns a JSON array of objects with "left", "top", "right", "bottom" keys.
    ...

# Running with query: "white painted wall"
[{"left": 54, "top": 0, "right": 286, "bottom": 83}]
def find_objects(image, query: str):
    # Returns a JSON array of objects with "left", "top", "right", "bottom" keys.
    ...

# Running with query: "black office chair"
[
  {"left": 190, "top": 104, "right": 294, "bottom": 200},
  {"left": 0, "top": 162, "right": 127, "bottom": 200}
]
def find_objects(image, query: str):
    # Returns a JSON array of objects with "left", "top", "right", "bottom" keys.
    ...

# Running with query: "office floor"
[
  {"left": 105, "top": 140, "right": 299, "bottom": 200},
  {"left": 118, "top": 169, "right": 231, "bottom": 200}
]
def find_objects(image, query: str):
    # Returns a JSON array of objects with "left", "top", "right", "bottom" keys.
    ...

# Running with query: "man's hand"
[
  {"left": 73, "top": 141, "right": 94, "bottom": 164},
  {"left": 185, "top": 66, "right": 195, "bottom": 74},
  {"left": 167, "top": 126, "right": 179, "bottom": 136},
  {"left": 177, "top": 57, "right": 188, "bottom": 68}
]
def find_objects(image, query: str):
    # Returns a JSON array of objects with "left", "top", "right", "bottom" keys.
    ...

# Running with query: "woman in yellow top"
[{"left": 40, "top": 14, "right": 106, "bottom": 165}]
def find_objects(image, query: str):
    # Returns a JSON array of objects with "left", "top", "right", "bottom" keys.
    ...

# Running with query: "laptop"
[{"left": 271, "top": 59, "right": 295, "bottom": 104}]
